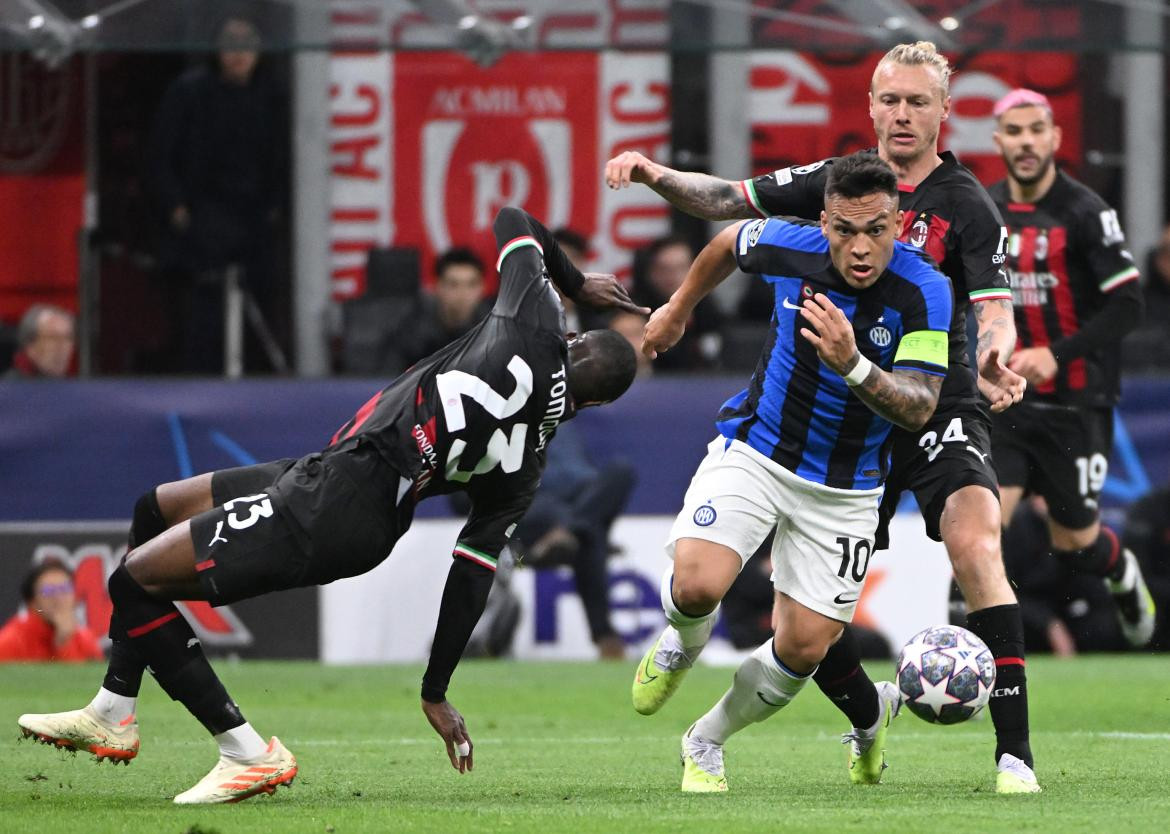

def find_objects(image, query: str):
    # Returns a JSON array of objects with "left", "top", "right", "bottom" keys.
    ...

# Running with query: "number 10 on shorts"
[{"left": 836, "top": 536, "right": 872, "bottom": 582}]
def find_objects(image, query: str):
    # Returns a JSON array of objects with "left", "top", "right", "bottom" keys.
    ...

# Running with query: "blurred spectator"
[
  {"left": 3, "top": 304, "right": 75, "bottom": 379},
  {"left": 630, "top": 235, "right": 723, "bottom": 371},
  {"left": 1123, "top": 223, "right": 1170, "bottom": 372},
  {"left": 1122, "top": 484, "right": 1170, "bottom": 650},
  {"left": 552, "top": 227, "right": 610, "bottom": 334},
  {"left": 147, "top": 14, "right": 287, "bottom": 373},
  {"left": 1001, "top": 497, "right": 1124, "bottom": 655},
  {"left": 391, "top": 248, "right": 493, "bottom": 371},
  {"left": 0, "top": 560, "right": 104, "bottom": 662},
  {"left": 510, "top": 422, "right": 636, "bottom": 660},
  {"left": 608, "top": 310, "right": 653, "bottom": 377}
]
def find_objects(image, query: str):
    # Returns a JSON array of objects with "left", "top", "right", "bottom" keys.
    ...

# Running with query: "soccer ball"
[{"left": 896, "top": 624, "right": 996, "bottom": 725}]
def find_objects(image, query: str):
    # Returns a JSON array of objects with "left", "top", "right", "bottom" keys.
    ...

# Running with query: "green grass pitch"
[{"left": 3, "top": 655, "right": 1169, "bottom": 833}]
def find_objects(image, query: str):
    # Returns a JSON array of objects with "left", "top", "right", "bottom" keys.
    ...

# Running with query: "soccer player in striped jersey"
[
  {"left": 988, "top": 89, "right": 1154, "bottom": 646},
  {"left": 607, "top": 41, "right": 1041, "bottom": 794},
  {"left": 637, "top": 153, "right": 951, "bottom": 792},
  {"left": 16, "top": 208, "right": 644, "bottom": 804}
]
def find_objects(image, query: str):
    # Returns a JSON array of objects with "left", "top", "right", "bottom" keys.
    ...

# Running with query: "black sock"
[
  {"left": 108, "top": 565, "right": 245, "bottom": 735},
  {"left": 813, "top": 627, "right": 880, "bottom": 729},
  {"left": 101, "top": 637, "right": 146, "bottom": 697},
  {"left": 129, "top": 489, "right": 168, "bottom": 550},
  {"left": 1051, "top": 526, "right": 1121, "bottom": 580},
  {"left": 966, "top": 603, "right": 1032, "bottom": 768}
]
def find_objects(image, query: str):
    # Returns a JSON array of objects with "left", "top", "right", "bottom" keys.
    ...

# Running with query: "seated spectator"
[
  {"left": 510, "top": 422, "right": 636, "bottom": 660},
  {"left": 630, "top": 235, "right": 723, "bottom": 372},
  {"left": 392, "top": 248, "right": 493, "bottom": 371},
  {"left": 0, "top": 560, "right": 104, "bottom": 662},
  {"left": 1123, "top": 222, "right": 1170, "bottom": 372},
  {"left": 608, "top": 310, "right": 653, "bottom": 378},
  {"left": 1001, "top": 497, "right": 1124, "bottom": 654},
  {"left": 4, "top": 304, "right": 75, "bottom": 379},
  {"left": 1123, "top": 483, "right": 1170, "bottom": 650}
]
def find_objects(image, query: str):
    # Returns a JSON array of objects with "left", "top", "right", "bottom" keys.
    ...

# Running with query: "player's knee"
[
  {"left": 130, "top": 488, "right": 167, "bottom": 550},
  {"left": 669, "top": 572, "right": 722, "bottom": 615},
  {"left": 948, "top": 531, "right": 1005, "bottom": 589},
  {"left": 772, "top": 632, "right": 828, "bottom": 674}
]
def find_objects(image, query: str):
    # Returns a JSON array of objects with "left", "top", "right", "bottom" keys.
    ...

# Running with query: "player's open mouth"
[{"left": 850, "top": 265, "right": 874, "bottom": 279}]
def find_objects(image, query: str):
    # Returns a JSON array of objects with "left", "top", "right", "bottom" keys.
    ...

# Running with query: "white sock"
[
  {"left": 214, "top": 722, "right": 268, "bottom": 762},
  {"left": 660, "top": 568, "right": 717, "bottom": 653},
  {"left": 89, "top": 687, "right": 136, "bottom": 725},
  {"left": 693, "top": 640, "right": 811, "bottom": 744}
]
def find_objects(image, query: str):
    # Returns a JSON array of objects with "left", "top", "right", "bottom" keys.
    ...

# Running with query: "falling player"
[{"left": 16, "top": 208, "right": 645, "bottom": 803}]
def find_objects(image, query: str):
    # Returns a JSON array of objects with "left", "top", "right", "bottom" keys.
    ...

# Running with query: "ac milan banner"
[
  {"left": 327, "top": 1, "right": 670, "bottom": 299},
  {"left": 748, "top": 51, "right": 1082, "bottom": 188}
]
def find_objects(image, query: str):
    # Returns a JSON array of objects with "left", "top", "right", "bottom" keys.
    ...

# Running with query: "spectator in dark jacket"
[
  {"left": 1123, "top": 223, "right": 1170, "bottom": 373},
  {"left": 147, "top": 15, "right": 287, "bottom": 373}
]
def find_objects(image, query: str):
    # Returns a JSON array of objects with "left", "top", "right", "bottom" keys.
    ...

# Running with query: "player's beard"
[{"left": 1008, "top": 151, "right": 1054, "bottom": 186}]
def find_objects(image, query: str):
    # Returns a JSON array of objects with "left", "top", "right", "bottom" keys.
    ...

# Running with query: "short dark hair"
[
  {"left": 553, "top": 228, "right": 590, "bottom": 255},
  {"left": 21, "top": 558, "right": 72, "bottom": 603},
  {"left": 567, "top": 330, "right": 637, "bottom": 405},
  {"left": 644, "top": 234, "right": 694, "bottom": 266},
  {"left": 434, "top": 247, "right": 485, "bottom": 280},
  {"left": 824, "top": 152, "right": 898, "bottom": 202}
]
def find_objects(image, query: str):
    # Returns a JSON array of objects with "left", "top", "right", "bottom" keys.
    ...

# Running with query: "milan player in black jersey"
[
  {"left": 988, "top": 89, "right": 1155, "bottom": 647},
  {"left": 606, "top": 42, "right": 1040, "bottom": 793},
  {"left": 16, "top": 207, "right": 645, "bottom": 804}
]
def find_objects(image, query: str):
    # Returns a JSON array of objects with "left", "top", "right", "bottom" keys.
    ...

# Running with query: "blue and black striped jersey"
[{"left": 717, "top": 217, "right": 952, "bottom": 490}]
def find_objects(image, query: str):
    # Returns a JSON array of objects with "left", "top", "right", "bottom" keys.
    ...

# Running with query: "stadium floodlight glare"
[
  {"left": 28, "top": 15, "right": 45, "bottom": 30},
  {"left": 512, "top": 15, "right": 532, "bottom": 31},
  {"left": 80, "top": 14, "right": 100, "bottom": 30},
  {"left": 457, "top": 15, "right": 478, "bottom": 30},
  {"left": 883, "top": 16, "right": 905, "bottom": 30},
  {"left": 939, "top": 16, "right": 960, "bottom": 31}
]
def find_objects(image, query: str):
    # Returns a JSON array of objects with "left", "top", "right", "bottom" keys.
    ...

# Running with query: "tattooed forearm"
[
  {"left": 851, "top": 367, "right": 943, "bottom": 431},
  {"left": 651, "top": 170, "right": 755, "bottom": 220},
  {"left": 972, "top": 299, "right": 1016, "bottom": 363}
]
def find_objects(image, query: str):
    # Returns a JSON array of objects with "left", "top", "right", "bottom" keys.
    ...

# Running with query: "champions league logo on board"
[{"left": 0, "top": 54, "right": 72, "bottom": 174}]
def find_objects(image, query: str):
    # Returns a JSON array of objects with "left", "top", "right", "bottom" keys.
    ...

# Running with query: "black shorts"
[
  {"left": 875, "top": 404, "right": 999, "bottom": 549},
  {"left": 190, "top": 441, "right": 416, "bottom": 606},
  {"left": 991, "top": 400, "right": 1113, "bottom": 529}
]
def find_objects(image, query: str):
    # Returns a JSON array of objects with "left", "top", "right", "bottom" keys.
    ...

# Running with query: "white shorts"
[{"left": 666, "top": 437, "right": 884, "bottom": 622}]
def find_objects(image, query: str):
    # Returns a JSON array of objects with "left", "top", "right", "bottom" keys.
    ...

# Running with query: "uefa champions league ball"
[{"left": 896, "top": 624, "right": 996, "bottom": 725}]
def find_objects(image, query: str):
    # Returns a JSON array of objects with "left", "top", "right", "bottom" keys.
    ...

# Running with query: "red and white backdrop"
[
  {"left": 747, "top": 50, "right": 1083, "bottom": 187},
  {"left": 327, "top": 0, "right": 671, "bottom": 299}
]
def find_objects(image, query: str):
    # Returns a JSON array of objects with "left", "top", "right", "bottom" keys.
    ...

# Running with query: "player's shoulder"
[
  {"left": 890, "top": 241, "right": 950, "bottom": 290},
  {"left": 931, "top": 153, "right": 1000, "bottom": 218},
  {"left": 752, "top": 157, "right": 838, "bottom": 188},
  {"left": 1052, "top": 169, "right": 1111, "bottom": 214},
  {"left": 740, "top": 216, "right": 825, "bottom": 253}
]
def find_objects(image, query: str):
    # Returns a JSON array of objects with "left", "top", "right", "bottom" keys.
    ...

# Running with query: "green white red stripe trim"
[
  {"left": 453, "top": 543, "right": 498, "bottom": 571},
  {"left": 969, "top": 288, "right": 1013, "bottom": 302},
  {"left": 495, "top": 236, "right": 543, "bottom": 272},
  {"left": 1099, "top": 266, "right": 1140, "bottom": 293},
  {"left": 740, "top": 179, "right": 768, "bottom": 218}
]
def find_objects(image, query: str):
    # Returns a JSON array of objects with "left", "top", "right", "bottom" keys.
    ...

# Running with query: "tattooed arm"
[
  {"left": 799, "top": 293, "right": 942, "bottom": 431},
  {"left": 844, "top": 363, "right": 943, "bottom": 432},
  {"left": 604, "top": 151, "right": 755, "bottom": 220},
  {"left": 973, "top": 298, "right": 1026, "bottom": 412}
]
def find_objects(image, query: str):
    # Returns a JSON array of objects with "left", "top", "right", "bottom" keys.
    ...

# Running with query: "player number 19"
[{"left": 1075, "top": 453, "right": 1108, "bottom": 497}]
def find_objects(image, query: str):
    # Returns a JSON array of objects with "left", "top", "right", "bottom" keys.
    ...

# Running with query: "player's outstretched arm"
[
  {"left": 420, "top": 557, "right": 494, "bottom": 773},
  {"left": 604, "top": 151, "right": 754, "bottom": 220},
  {"left": 799, "top": 293, "right": 943, "bottom": 431},
  {"left": 642, "top": 221, "right": 740, "bottom": 360}
]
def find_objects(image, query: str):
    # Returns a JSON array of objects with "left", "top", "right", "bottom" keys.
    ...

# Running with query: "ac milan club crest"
[{"left": 0, "top": 54, "right": 71, "bottom": 174}]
